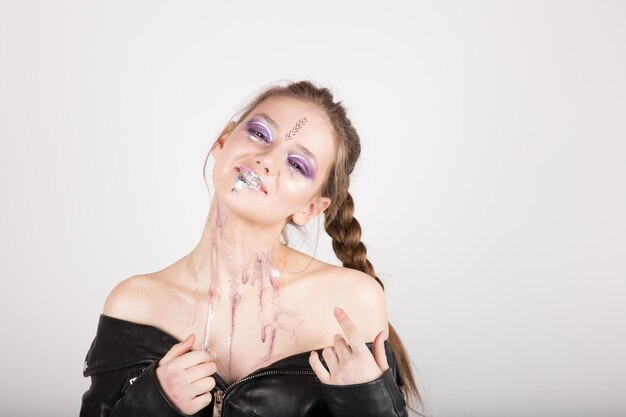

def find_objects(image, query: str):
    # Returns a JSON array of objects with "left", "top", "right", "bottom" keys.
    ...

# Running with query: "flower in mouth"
[{"left": 233, "top": 166, "right": 268, "bottom": 194}]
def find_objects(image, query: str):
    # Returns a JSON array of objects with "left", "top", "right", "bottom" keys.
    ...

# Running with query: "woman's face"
[{"left": 211, "top": 95, "right": 336, "bottom": 227}]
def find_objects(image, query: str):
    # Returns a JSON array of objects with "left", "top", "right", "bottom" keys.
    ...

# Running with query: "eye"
[
  {"left": 246, "top": 119, "right": 273, "bottom": 143},
  {"left": 289, "top": 158, "right": 305, "bottom": 175},
  {"left": 248, "top": 128, "right": 270, "bottom": 143},
  {"left": 288, "top": 156, "right": 314, "bottom": 178}
]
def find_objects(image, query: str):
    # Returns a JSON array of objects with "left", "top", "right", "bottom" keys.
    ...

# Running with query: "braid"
[
  {"left": 324, "top": 192, "right": 384, "bottom": 290},
  {"left": 325, "top": 190, "right": 424, "bottom": 415},
  {"left": 324, "top": 192, "right": 423, "bottom": 416}
]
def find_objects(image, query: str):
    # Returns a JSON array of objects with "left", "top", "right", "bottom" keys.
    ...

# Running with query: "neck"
[{"left": 184, "top": 198, "right": 290, "bottom": 291}]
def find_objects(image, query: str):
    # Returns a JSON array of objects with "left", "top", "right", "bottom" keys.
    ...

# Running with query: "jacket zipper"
[{"left": 212, "top": 369, "right": 316, "bottom": 417}]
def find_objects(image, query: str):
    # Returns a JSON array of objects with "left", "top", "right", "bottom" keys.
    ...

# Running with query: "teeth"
[
  {"left": 233, "top": 171, "right": 262, "bottom": 192},
  {"left": 247, "top": 170, "right": 262, "bottom": 183},
  {"left": 241, "top": 173, "right": 260, "bottom": 189},
  {"left": 243, "top": 173, "right": 259, "bottom": 187}
]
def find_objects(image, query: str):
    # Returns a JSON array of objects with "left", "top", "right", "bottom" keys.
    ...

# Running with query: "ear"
[
  {"left": 292, "top": 196, "right": 331, "bottom": 226},
  {"left": 210, "top": 121, "right": 237, "bottom": 159}
]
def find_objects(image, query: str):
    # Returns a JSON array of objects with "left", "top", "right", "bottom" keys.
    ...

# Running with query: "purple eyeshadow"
[
  {"left": 247, "top": 119, "right": 273, "bottom": 142},
  {"left": 289, "top": 154, "right": 315, "bottom": 179}
]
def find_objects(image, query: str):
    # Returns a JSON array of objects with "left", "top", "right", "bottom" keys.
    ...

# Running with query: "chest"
[{"left": 156, "top": 279, "right": 328, "bottom": 385}]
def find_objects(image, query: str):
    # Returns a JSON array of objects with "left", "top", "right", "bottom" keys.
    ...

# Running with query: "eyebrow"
[
  {"left": 255, "top": 113, "right": 279, "bottom": 131},
  {"left": 253, "top": 113, "right": 318, "bottom": 168}
]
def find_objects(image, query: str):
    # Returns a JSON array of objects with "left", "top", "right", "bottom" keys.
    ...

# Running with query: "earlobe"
[{"left": 210, "top": 121, "right": 237, "bottom": 159}]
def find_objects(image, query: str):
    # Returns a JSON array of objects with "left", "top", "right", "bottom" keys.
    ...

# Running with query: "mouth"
[{"left": 233, "top": 166, "right": 268, "bottom": 195}]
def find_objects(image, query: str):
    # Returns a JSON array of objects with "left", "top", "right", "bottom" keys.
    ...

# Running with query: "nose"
[{"left": 254, "top": 150, "right": 276, "bottom": 176}]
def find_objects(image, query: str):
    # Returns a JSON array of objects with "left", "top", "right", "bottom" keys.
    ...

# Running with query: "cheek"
[
  {"left": 211, "top": 159, "right": 239, "bottom": 192},
  {"left": 279, "top": 182, "right": 322, "bottom": 213},
  {"left": 281, "top": 184, "right": 306, "bottom": 202}
]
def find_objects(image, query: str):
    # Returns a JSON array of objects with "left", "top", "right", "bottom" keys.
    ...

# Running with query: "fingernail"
[{"left": 334, "top": 307, "right": 342, "bottom": 316}]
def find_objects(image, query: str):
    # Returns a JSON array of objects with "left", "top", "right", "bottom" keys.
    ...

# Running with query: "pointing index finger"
[{"left": 333, "top": 307, "right": 366, "bottom": 352}]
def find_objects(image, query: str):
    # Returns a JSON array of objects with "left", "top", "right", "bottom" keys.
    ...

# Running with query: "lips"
[{"left": 236, "top": 166, "right": 268, "bottom": 194}]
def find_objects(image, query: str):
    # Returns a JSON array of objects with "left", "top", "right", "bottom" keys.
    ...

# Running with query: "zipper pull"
[{"left": 212, "top": 388, "right": 224, "bottom": 417}]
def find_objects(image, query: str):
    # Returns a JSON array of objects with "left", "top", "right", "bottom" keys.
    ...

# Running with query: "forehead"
[{"left": 250, "top": 96, "right": 336, "bottom": 147}]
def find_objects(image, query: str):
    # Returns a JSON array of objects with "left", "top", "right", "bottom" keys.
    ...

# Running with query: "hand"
[
  {"left": 308, "top": 307, "right": 389, "bottom": 385},
  {"left": 156, "top": 334, "right": 216, "bottom": 415}
]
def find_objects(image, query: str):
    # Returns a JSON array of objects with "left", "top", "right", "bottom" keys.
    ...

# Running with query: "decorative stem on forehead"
[{"left": 284, "top": 117, "right": 308, "bottom": 141}]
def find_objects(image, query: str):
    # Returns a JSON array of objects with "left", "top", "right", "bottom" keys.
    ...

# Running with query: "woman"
[{"left": 80, "top": 80, "right": 423, "bottom": 416}]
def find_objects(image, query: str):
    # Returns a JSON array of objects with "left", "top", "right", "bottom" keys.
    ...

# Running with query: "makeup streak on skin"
[
  {"left": 250, "top": 251, "right": 300, "bottom": 365},
  {"left": 201, "top": 203, "right": 226, "bottom": 353},
  {"left": 269, "top": 268, "right": 281, "bottom": 296},
  {"left": 201, "top": 244, "right": 220, "bottom": 353},
  {"left": 214, "top": 200, "right": 226, "bottom": 235},
  {"left": 227, "top": 279, "right": 241, "bottom": 374},
  {"left": 284, "top": 117, "right": 308, "bottom": 141},
  {"left": 198, "top": 194, "right": 307, "bottom": 380},
  {"left": 256, "top": 309, "right": 297, "bottom": 367},
  {"left": 254, "top": 254, "right": 270, "bottom": 312}
]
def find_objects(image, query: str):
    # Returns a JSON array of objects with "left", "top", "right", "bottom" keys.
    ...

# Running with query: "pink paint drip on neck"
[{"left": 227, "top": 279, "right": 241, "bottom": 375}]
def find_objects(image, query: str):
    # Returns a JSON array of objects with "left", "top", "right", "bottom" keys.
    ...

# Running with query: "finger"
[
  {"left": 186, "top": 361, "right": 217, "bottom": 383},
  {"left": 322, "top": 346, "right": 339, "bottom": 373},
  {"left": 372, "top": 330, "right": 390, "bottom": 372},
  {"left": 190, "top": 376, "right": 216, "bottom": 397},
  {"left": 175, "top": 349, "right": 213, "bottom": 370},
  {"left": 160, "top": 334, "right": 195, "bottom": 365},
  {"left": 309, "top": 351, "right": 330, "bottom": 384},
  {"left": 333, "top": 307, "right": 366, "bottom": 352},
  {"left": 332, "top": 334, "right": 352, "bottom": 362},
  {"left": 189, "top": 391, "right": 213, "bottom": 410}
]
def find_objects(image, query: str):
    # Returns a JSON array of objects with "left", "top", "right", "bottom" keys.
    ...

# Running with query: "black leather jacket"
[{"left": 80, "top": 314, "right": 408, "bottom": 417}]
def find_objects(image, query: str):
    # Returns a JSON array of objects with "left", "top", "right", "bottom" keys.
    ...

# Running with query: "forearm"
[{"left": 81, "top": 361, "right": 208, "bottom": 417}]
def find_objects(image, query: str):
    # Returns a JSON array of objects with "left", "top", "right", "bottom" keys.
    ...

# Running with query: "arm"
[
  {"left": 81, "top": 278, "right": 213, "bottom": 417},
  {"left": 310, "top": 274, "right": 408, "bottom": 417},
  {"left": 80, "top": 360, "right": 208, "bottom": 417}
]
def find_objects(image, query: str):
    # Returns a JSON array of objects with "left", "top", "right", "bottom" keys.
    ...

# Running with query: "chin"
[{"left": 213, "top": 186, "right": 267, "bottom": 219}]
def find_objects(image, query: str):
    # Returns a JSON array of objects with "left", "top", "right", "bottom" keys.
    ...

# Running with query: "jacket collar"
[
  {"left": 84, "top": 313, "right": 398, "bottom": 388},
  {"left": 84, "top": 314, "right": 178, "bottom": 376}
]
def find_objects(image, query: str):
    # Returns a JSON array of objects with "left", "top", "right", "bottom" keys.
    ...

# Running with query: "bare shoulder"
[
  {"left": 313, "top": 264, "right": 389, "bottom": 344},
  {"left": 103, "top": 273, "right": 162, "bottom": 323}
]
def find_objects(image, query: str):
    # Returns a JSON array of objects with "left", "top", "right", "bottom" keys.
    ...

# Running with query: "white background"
[{"left": 1, "top": 1, "right": 625, "bottom": 416}]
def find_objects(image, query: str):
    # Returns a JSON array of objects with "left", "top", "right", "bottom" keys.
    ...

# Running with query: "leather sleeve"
[
  {"left": 319, "top": 344, "right": 408, "bottom": 417},
  {"left": 80, "top": 360, "right": 207, "bottom": 417}
]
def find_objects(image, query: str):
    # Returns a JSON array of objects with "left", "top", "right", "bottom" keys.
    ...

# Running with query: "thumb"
[
  {"left": 160, "top": 333, "right": 195, "bottom": 365},
  {"left": 372, "top": 330, "right": 389, "bottom": 372}
]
